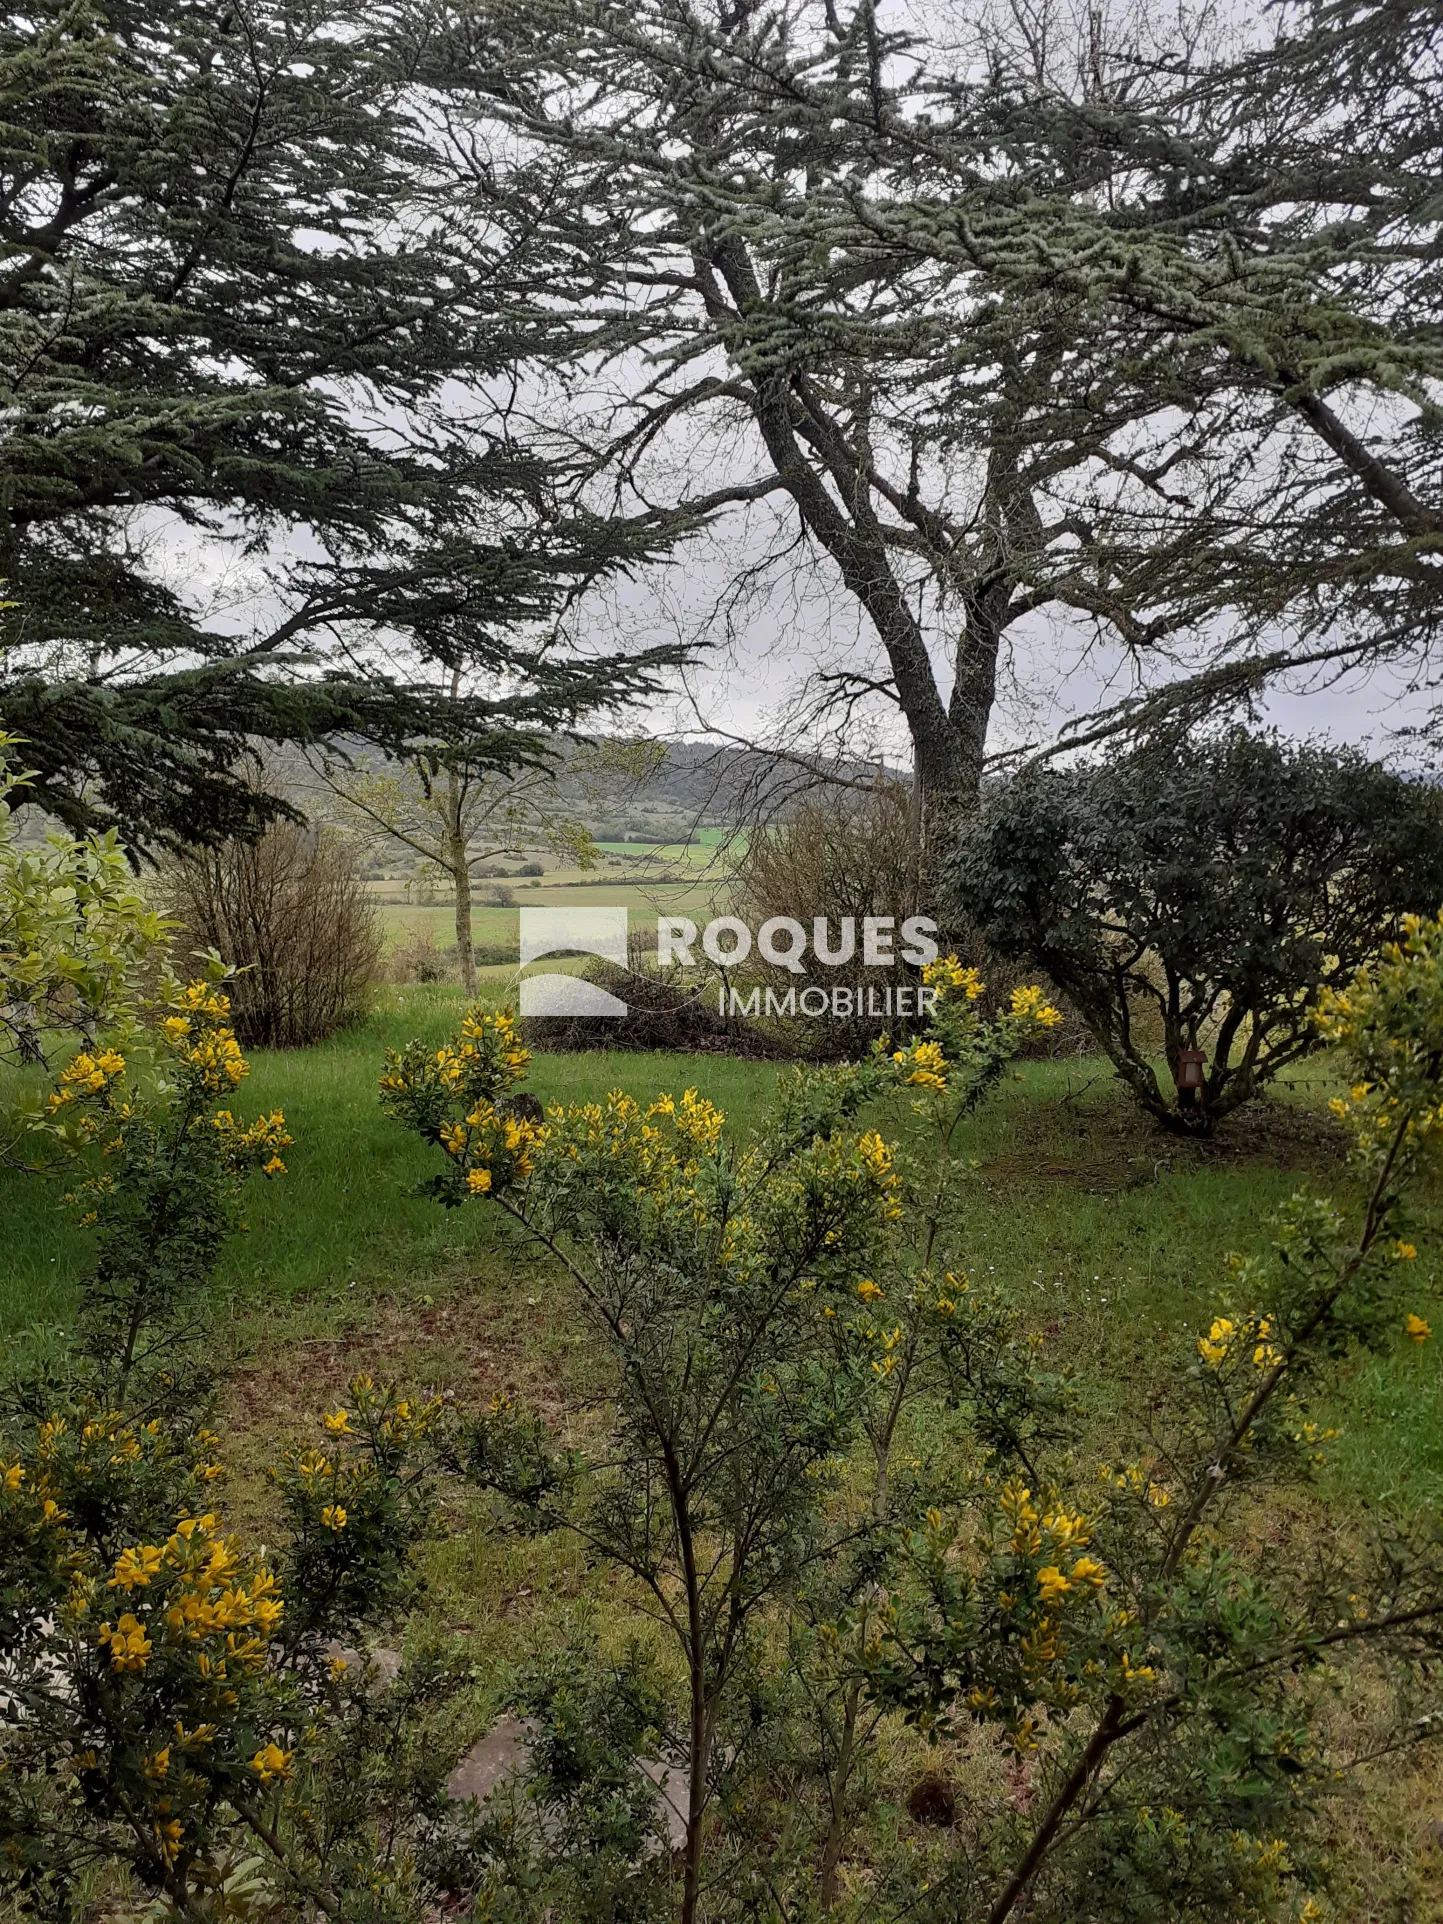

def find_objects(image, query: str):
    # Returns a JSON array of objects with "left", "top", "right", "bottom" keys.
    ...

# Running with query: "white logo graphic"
[{"left": 518, "top": 907, "right": 629, "bottom": 1018}]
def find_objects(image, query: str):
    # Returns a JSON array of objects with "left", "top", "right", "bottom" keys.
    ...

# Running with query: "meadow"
[{"left": 367, "top": 834, "right": 737, "bottom": 969}]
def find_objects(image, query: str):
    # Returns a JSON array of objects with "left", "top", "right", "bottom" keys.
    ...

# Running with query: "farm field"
[{"left": 369, "top": 842, "right": 737, "bottom": 966}]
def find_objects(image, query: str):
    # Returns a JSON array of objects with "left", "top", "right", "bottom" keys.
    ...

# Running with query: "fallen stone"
[
  {"left": 446, "top": 1716, "right": 534, "bottom": 1804},
  {"left": 637, "top": 1756, "right": 690, "bottom": 1853},
  {"left": 324, "top": 1640, "right": 402, "bottom": 1685}
]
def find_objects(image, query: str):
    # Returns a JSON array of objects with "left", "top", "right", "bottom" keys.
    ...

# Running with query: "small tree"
[
  {"left": 951, "top": 730, "right": 1443, "bottom": 1134},
  {"left": 166, "top": 822, "right": 380, "bottom": 1048},
  {"left": 380, "top": 964, "right": 1065, "bottom": 1921},
  {"left": 314, "top": 730, "right": 596, "bottom": 994},
  {"left": 381, "top": 1010, "right": 909, "bottom": 1923},
  {"left": 28, "top": 965, "right": 293, "bottom": 1411}
]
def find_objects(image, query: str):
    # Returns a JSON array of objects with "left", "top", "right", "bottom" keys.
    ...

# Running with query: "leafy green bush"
[
  {"left": 950, "top": 730, "right": 1443, "bottom": 1133},
  {"left": 0, "top": 735, "right": 169, "bottom": 1085}
]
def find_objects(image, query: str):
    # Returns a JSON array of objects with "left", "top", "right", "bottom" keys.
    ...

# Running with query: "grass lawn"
[
  {"left": 4, "top": 985, "right": 1439, "bottom": 1511},
  {"left": 4, "top": 990, "right": 1442, "bottom": 1910}
]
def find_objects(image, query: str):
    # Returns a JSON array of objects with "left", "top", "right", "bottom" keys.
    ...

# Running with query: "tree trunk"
[
  {"left": 446, "top": 766, "right": 475, "bottom": 996},
  {"left": 452, "top": 849, "right": 474, "bottom": 997},
  {"left": 818, "top": 1684, "right": 860, "bottom": 1909},
  {"left": 682, "top": 1675, "right": 710, "bottom": 1924},
  {"left": 951, "top": 581, "right": 1007, "bottom": 804},
  {"left": 705, "top": 236, "right": 973, "bottom": 812}
]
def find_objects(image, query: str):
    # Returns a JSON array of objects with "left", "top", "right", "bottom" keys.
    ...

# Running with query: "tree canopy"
[
  {"left": 401, "top": 0, "right": 1443, "bottom": 811},
  {"left": 0, "top": 0, "right": 682, "bottom": 850}
]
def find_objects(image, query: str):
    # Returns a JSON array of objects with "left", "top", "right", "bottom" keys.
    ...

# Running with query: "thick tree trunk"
[
  {"left": 705, "top": 237, "right": 973, "bottom": 812},
  {"left": 951, "top": 581, "right": 1008, "bottom": 803}
]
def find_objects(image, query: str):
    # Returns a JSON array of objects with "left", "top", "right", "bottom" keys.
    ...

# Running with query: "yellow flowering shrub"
[
  {"left": 28, "top": 964, "right": 291, "bottom": 1409},
  {"left": 0, "top": 1373, "right": 446, "bottom": 1918},
  {"left": 0, "top": 1408, "right": 294, "bottom": 1906},
  {"left": 887, "top": 954, "right": 1061, "bottom": 1145},
  {"left": 387, "top": 1007, "right": 920, "bottom": 1910},
  {"left": 270, "top": 1374, "right": 444, "bottom": 1646},
  {"left": 853, "top": 909, "right": 1443, "bottom": 1918}
]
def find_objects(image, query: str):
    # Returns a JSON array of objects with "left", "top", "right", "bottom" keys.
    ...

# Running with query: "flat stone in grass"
[
  {"left": 637, "top": 1755, "right": 690, "bottom": 1853},
  {"left": 445, "top": 1715, "right": 534, "bottom": 1805},
  {"left": 445, "top": 1719, "right": 691, "bottom": 1855},
  {"left": 324, "top": 1641, "right": 401, "bottom": 1685}
]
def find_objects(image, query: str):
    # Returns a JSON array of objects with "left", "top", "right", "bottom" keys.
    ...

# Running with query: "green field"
[
  {"left": 4, "top": 987, "right": 1438, "bottom": 1515},
  {"left": 374, "top": 863, "right": 734, "bottom": 965}
]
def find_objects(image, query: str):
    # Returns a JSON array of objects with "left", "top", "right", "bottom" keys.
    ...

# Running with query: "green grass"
[
  {"left": 3, "top": 997, "right": 1440, "bottom": 1509},
  {"left": 6, "top": 992, "right": 1443, "bottom": 1911},
  {"left": 0, "top": 987, "right": 783, "bottom": 1335}
]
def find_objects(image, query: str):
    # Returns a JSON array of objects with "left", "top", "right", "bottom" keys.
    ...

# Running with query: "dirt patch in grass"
[
  {"left": 982, "top": 1084, "right": 1349, "bottom": 1196},
  {"left": 222, "top": 1280, "right": 589, "bottom": 1451}
]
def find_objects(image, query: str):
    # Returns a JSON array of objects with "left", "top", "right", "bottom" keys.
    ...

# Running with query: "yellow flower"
[
  {"left": 1395, "top": 1241, "right": 1418, "bottom": 1260},
  {"left": 894, "top": 1039, "right": 949, "bottom": 1090},
  {"left": 100, "top": 1613, "right": 152, "bottom": 1670},
  {"left": 110, "top": 1544, "right": 164, "bottom": 1591},
  {"left": 3, "top": 1463, "right": 23, "bottom": 1492},
  {"left": 1009, "top": 984, "right": 1062, "bottom": 1028},
  {"left": 1406, "top": 1313, "right": 1432, "bottom": 1344},
  {"left": 263, "top": 1154, "right": 286, "bottom": 1176},
  {"left": 1197, "top": 1317, "right": 1235, "bottom": 1368},
  {"left": 320, "top": 1504, "right": 348, "bottom": 1532},
  {"left": 466, "top": 1167, "right": 493, "bottom": 1194},
  {"left": 856, "top": 1279, "right": 884, "bottom": 1303},
  {"left": 923, "top": 955, "right": 984, "bottom": 999},
  {"left": 1070, "top": 1556, "right": 1106, "bottom": 1588},
  {"left": 1035, "top": 1564, "right": 1070, "bottom": 1603},
  {"left": 250, "top": 1743, "right": 292, "bottom": 1783},
  {"left": 322, "top": 1410, "right": 351, "bottom": 1435}
]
